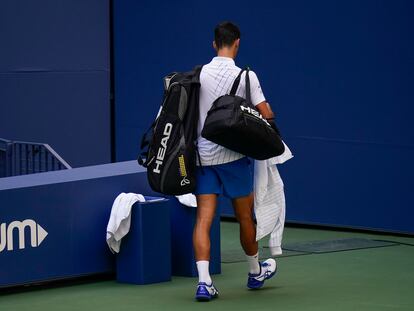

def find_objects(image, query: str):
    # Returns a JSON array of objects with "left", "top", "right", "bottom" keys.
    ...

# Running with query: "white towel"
[
  {"left": 254, "top": 142, "right": 293, "bottom": 256},
  {"left": 176, "top": 193, "right": 197, "bottom": 207},
  {"left": 106, "top": 192, "right": 145, "bottom": 253}
]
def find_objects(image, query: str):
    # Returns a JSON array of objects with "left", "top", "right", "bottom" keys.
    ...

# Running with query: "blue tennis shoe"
[
  {"left": 247, "top": 258, "right": 277, "bottom": 289},
  {"left": 195, "top": 282, "right": 219, "bottom": 301}
]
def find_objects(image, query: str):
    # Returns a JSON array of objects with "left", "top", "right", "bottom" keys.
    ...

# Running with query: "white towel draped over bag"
[{"left": 254, "top": 142, "right": 293, "bottom": 256}]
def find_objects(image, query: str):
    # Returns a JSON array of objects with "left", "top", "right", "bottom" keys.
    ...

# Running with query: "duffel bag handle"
[
  {"left": 229, "top": 67, "right": 252, "bottom": 106},
  {"left": 245, "top": 67, "right": 251, "bottom": 106}
]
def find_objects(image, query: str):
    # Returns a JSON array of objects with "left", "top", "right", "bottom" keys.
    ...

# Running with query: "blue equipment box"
[{"left": 116, "top": 197, "right": 171, "bottom": 284}]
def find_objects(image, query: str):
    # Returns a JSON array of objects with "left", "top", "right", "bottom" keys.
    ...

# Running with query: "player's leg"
[
  {"left": 232, "top": 193, "right": 261, "bottom": 278},
  {"left": 193, "top": 164, "right": 221, "bottom": 301},
  {"left": 232, "top": 193, "right": 258, "bottom": 256},
  {"left": 193, "top": 194, "right": 217, "bottom": 262},
  {"left": 219, "top": 158, "right": 258, "bottom": 259},
  {"left": 193, "top": 194, "right": 219, "bottom": 301},
  {"left": 232, "top": 194, "right": 277, "bottom": 289}
]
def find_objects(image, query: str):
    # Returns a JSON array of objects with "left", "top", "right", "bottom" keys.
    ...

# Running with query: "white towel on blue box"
[{"left": 106, "top": 193, "right": 145, "bottom": 253}]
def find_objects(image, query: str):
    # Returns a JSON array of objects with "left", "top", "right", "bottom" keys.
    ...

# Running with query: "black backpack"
[
  {"left": 201, "top": 67, "right": 285, "bottom": 160},
  {"left": 138, "top": 66, "right": 202, "bottom": 195}
]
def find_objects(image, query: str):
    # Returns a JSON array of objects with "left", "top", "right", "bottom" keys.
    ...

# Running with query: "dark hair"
[{"left": 214, "top": 21, "right": 241, "bottom": 49}]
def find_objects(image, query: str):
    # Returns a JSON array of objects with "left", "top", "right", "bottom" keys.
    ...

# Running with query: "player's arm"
[
  {"left": 256, "top": 101, "right": 281, "bottom": 135},
  {"left": 256, "top": 101, "right": 274, "bottom": 119},
  {"left": 249, "top": 71, "right": 275, "bottom": 119},
  {"left": 249, "top": 71, "right": 280, "bottom": 134}
]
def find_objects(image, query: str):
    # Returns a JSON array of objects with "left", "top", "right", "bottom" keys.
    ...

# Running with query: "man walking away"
[{"left": 194, "top": 21, "right": 277, "bottom": 301}]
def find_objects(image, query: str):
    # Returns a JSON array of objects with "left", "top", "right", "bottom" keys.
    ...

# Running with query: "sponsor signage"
[{"left": 0, "top": 219, "right": 48, "bottom": 252}]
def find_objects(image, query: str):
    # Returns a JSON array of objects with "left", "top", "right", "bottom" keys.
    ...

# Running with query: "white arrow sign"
[{"left": 37, "top": 223, "right": 48, "bottom": 246}]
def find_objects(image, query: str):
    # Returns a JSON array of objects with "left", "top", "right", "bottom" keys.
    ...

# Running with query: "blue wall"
[
  {"left": 113, "top": 0, "right": 414, "bottom": 233},
  {"left": 0, "top": 0, "right": 111, "bottom": 167}
]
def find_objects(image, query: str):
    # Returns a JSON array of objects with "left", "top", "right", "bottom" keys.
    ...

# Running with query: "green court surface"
[{"left": 1, "top": 221, "right": 413, "bottom": 311}]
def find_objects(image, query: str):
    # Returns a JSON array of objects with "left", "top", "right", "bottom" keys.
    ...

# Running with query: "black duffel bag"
[{"left": 201, "top": 67, "right": 285, "bottom": 160}]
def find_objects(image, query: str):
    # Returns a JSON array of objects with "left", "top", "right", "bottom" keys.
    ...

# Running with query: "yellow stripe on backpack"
[{"left": 178, "top": 155, "right": 187, "bottom": 177}]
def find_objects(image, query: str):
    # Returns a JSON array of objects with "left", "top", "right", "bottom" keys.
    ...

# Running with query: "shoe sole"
[
  {"left": 247, "top": 270, "right": 277, "bottom": 289},
  {"left": 195, "top": 294, "right": 218, "bottom": 302}
]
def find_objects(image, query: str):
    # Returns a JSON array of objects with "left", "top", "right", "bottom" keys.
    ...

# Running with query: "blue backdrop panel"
[
  {"left": 0, "top": 0, "right": 108, "bottom": 72},
  {"left": 0, "top": 161, "right": 153, "bottom": 287},
  {"left": 0, "top": 0, "right": 110, "bottom": 167},
  {"left": 113, "top": 0, "right": 413, "bottom": 160},
  {"left": 113, "top": 0, "right": 414, "bottom": 233},
  {"left": 281, "top": 138, "right": 414, "bottom": 234},
  {"left": 0, "top": 72, "right": 110, "bottom": 167}
]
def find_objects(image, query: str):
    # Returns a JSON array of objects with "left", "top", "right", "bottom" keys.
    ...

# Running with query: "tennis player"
[{"left": 194, "top": 21, "right": 277, "bottom": 301}]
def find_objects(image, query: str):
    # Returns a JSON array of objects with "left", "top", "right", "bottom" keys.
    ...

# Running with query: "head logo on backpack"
[
  {"left": 152, "top": 122, "right": 173, "bottom": 174},
  {"left": 138, "top": 66, "right": 202, "bottom": 195}
]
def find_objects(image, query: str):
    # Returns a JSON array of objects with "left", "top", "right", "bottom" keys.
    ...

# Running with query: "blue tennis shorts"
[{"left": 194, "top": 157, "right": 253, "bottom": 199}]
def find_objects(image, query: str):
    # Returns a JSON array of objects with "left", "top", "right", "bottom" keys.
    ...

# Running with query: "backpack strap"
[
  {"left": 137, "top": 119, "right": 157, "bottom": 167},
  {"left": 229, "top": 67, "right": 252, "bottom": 105},
  {"left": 193, "top": 65, "right": 203, "bottom": 82}
]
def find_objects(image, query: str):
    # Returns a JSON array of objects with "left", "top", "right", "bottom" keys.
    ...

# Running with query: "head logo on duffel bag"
[{"left": 240, "top": 106, "right": 271, "bottom": 127}]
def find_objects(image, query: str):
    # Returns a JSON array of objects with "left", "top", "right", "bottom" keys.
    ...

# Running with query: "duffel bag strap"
[
  {"left": 229, "top": 67, "right": 248, "bottom": 96},
  {"left": 229, "top": 67, "right": 253, "bottom": 106},
  {"left": 244, "top": 67, "right": 252, "bottom": 106}
]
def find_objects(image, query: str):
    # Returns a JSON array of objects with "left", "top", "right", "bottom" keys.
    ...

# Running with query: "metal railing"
[
  {"left": 0, "top": 138, "right": 71, "bottom": 178},
  {"left": 0, "top": 138, "right": 12, "bottom": 177}
]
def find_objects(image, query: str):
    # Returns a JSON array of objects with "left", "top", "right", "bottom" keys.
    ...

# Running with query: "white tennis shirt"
[{"left": 197, "top": 56, "right": 266, "bottom": 166}]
